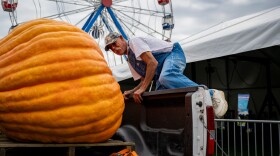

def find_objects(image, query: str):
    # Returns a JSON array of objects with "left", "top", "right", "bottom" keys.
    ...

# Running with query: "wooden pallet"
[{"left": 0, "top": 135, "right": 135, "bottom": 156}]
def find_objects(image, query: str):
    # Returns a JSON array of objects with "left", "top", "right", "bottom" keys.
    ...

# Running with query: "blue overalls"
[{"left": 127, "top": 42, "right": 199, "bottom": 90}]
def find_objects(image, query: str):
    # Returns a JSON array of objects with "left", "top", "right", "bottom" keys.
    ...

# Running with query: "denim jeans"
[{"left": 154, "top": 43, "right": 199, "bottom": 90}]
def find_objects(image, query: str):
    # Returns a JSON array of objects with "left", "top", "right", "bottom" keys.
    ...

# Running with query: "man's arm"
[
  {"left": 133, "top": 51, "right": 158, "bottom": 103},
  {"left": 123, "top": 80, "right": 143, "bottom": 100}
]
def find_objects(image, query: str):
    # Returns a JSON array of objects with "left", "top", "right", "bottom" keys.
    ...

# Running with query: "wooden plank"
[
  {"left": 0, "top": 135, "right": 135, "bottom": 148},
  {"left": 67, "top": 147, "right": 75, "bottom": 156},
  {"left": 0, "top": 148, "right": 5, "bottom": 156}
]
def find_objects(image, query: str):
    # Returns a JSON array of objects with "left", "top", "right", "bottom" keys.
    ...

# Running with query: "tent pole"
[
  {"left": 225, "top": 58, "right": 232, "bottom": 117},
  {"left": 257, "top": 60, "right": 280, "bottom": 119},
  {"left": 205, "top": 60, "right": 214, "bottom": 88}
]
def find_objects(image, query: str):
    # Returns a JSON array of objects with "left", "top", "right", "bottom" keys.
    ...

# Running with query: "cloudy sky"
[{"left": 1, "top": 0, "right": 280, "bottom": 42}]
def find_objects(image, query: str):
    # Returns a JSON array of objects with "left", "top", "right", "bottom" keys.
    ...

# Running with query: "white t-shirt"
[{"left": 127, "top": 36, "right": 174, "bottom": 80}]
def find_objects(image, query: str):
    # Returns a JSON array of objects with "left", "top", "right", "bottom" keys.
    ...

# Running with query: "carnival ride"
[
  {"left": 1, "top": 0, "right": 19, "bottom": 31},
  {"left": 2, "top": 0, "right": 174, "bottom": 66}
]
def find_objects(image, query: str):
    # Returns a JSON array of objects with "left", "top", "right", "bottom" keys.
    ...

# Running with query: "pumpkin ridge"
[
  {"left": 1, "top": 22, "right": 80, "bottom": 45},
  {"left": 0, "top": 78, "right": 119, "bottom": 112},
  {"left": 0, "top": 32, "right": 98, "bottom": 65},
  {"left": 0, "top": 18, "right": 56, "bottom": 45},
  {"left": 0, "top": 48, "right": 105, "bottom": 79},
  {"left": 0, "top": 56, "right": 107, "bottom": 83},
  {"left": 0, "top": 36, "right": 100, "bottom": 69},
  {"left": 0, "top": 91, "right": 123, "bottom": 128},
  {"left": 0, "top": 37, "right": 97, "bottom": 65},
  {"left": 0, "top": 23, "right": 86, "bottom": 56},
  {"left": 1, "top": 107, "right": 124, "bottom": 137},
  {"left": 4, "top": 117, "right": 122, "bottom": 143},
  {"left": 0, "top": 59, "right": 111, "bottom": 91},
  {"left": 0, "top": 74, "right": 115, "bottom": 103}
]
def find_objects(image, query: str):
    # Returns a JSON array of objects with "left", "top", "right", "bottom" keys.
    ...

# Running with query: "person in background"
[{"left": 104, "top": 32, "right": 228, "bottom": 118}]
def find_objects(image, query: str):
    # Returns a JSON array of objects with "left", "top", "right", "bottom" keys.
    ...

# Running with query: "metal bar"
[
  {"left": 215, "top": 119, "right": 280, "bottom": 156},
  {"left": 83, "top": 5, "right": 104, "bottom": 32},
  {"left": 221, "top": 122, "right": 224, "bottom": 156},
  {"left": 279, "top": 124, "right": 280, "bottom": 156},
  {"left": 240, "top": 124, "right": 243, "bottom": 156},
  {"left": 112, "top": 7, "right": 164, "bottom": 17},
  {"left": 215, "top": 119, "right": 280, "bottom": 123},
  {"left": 113, "top": 4, "right": 166, "bottom": 15},
  {"left": 41, "top": 6, "right": 95, "bottom": 20},
  {"left": 270, "top": 124, "right": 273, "bottom": 156},
  {"left": 254, "top": 123, "right": 257, "bottom": 156},
  {"left": 47, "top": 0, "right": 92, "bottom": 6},
  {"left": 113, "top": 8, "right": 168, "bottom": 37},
  {"left": 75, "top": 11, "right": 94, "bottom": 26},
  {"left": 107, "top": 7, "right": 128, "bottom": 40},
  {"left": 113, "top": 52, "right": 117, "bottom": 66},
  {"left": 216, "top": 123, "right": 218, "bottom": 156},
  {"left": 262, "top": 123, "right": 264, "bottom": 156},
  {"left": 82, "top": 10, "right": 95, "bottom": 30},
  {"left": 227, "top": 122, "right": 230, "bottom": 156},
  {"left": 105, "top": 51, "right": 111, "bottom": 66},
  {"left": 234, "top": 122, "right": 236, "bottom": 156},
  {"left": 100, "top": 13, "right": 114, "bottom": 32},
  {"left": 247, "top": 123, "right": 250, "bottom": 156},
  {"left": 149, "top": 81, "right": 154, "bottom": 92}
]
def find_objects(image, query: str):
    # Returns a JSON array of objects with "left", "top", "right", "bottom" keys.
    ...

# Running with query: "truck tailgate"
[{"left": 116, "top": 87, "right": 213, "bottom": 156}]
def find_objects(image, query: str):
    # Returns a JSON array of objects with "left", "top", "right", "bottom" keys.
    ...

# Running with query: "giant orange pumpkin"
[{"left": 0, "top": 19, "right": 124, "bottom": 143}]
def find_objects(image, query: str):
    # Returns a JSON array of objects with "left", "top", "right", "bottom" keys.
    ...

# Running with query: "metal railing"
[{"left": 214, "top": 119, "right": 280, "bottom": 156}]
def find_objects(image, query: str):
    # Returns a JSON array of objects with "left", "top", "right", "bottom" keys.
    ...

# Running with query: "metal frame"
[
  {"left": 82, "top": 3, "right": 128, "bottom": 40},
  {"left": 214, "top": 119, "right": 280, "bottom": 156}
]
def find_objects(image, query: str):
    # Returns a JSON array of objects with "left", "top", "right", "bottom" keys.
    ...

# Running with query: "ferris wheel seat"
[
  {"left": 1, "top": 1, "right": 18, "bottom": 12},
  {"left": 101, "top": 0, "right": 112, "bottom": 7},
  {"left": 158, "top": 0, "right": 170, "bottom": 5},
  {"left": 162, "top": 23, "right": 174, "bottom": 30}
]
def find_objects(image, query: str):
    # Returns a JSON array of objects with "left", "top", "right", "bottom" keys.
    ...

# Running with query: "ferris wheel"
[
  {"left": 2, "top": 0, "right": 174, "bottom": 66},
  {"left": 82, "top": 0, "right": 174, "bottom": 41},
  {"left": 2, "top": 0, "right": 174, "bottom": 40}
]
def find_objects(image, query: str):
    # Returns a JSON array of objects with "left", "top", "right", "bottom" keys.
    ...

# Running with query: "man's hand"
[
  {"left": 123, "top": 90, "right": 133, "bottom": 100},
  {"left": 133, "top": 88, "right": 145, "bottom": 104}
]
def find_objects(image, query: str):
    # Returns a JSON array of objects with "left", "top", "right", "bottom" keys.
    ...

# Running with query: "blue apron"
[{"left": 127, "top": 46, "right": 170, "bottom": 81}]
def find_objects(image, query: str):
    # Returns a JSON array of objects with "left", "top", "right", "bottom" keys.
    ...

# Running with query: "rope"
[{"left": 200, "top": 115, "right": 228, "bottom": 156}]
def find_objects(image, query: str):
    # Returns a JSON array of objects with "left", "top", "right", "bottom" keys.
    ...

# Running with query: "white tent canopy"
[
  {"left": 181, "top": 6, "right": 280, "bottom": 63},
  {"left": 112, "top": 6, "right": 280, "bottom": 81}
]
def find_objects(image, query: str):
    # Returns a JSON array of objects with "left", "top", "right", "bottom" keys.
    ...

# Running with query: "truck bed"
[{"left": 115, "top": 86, "right": 211, "bottom": 156}]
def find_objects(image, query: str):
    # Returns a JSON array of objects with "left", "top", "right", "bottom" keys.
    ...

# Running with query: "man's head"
[
  {"left": 104, "top": 32, "right": 127, "bottom": 55},
  {"left": 104, "top": 32, "right": 121, "bottom": 51}
]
